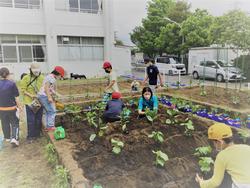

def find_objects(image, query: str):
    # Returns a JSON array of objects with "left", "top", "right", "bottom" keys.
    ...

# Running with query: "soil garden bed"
[
  {"left": 165, "top": 86, "right": 250, "bottom": 113},
  {"left": 52, "top": 98, "right": 249, "bottom": 188},
  {"left": 55, "top": 101, "right": 250, "bottom": 188}
]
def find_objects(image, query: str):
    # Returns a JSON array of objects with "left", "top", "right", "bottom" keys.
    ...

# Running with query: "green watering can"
[{"left": 54, "top": 126, "right": 65, "bottom": 140}]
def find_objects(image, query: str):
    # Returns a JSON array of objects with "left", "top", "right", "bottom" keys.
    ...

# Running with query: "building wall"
[{"left": 0, "top": 0, "right": 131, "bottom": 80}]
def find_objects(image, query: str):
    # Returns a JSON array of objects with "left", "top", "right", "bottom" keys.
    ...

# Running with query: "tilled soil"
[
  {"left": 166, "top": 86, "right": 250, "bottom": 112},
  {"left": 57, "top": 105, "right": 214, "bottom": 188}
]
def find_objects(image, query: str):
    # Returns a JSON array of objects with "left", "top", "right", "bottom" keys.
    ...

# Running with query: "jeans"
[
  {"left": 0, "top": 110, "right": 19, "bottom": 140},
  {"left": 26, "top": 105, "right": 43, "bottom": 139},
  {"left": 38, "top": 95, "right": 56, "bottom": 128}
]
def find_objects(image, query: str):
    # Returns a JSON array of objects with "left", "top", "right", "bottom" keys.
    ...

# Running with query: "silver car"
[{"left": 192, "top": 60, "right": 246, "bottom": 82}]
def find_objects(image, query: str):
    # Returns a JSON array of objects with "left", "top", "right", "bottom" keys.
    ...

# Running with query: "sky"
[{"left": 113, "top": 0, "right": 250, "bottom": 45}]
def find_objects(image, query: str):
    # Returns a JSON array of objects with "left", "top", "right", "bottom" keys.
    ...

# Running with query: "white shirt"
[
  {"left": 38, "top": 74, "right": 56, "bottom": 96},
  {"left": 107, "top": 70, "right": 119, "bottom": 93}
]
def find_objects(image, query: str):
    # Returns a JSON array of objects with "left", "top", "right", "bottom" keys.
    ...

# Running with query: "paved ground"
[{"left": 131, "top": 68, "right": 249, "bottom": 90}]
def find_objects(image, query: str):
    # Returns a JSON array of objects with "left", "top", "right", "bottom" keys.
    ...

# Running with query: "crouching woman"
[{"left": 195, "top": 123, "right": 250, "bottom": 188}]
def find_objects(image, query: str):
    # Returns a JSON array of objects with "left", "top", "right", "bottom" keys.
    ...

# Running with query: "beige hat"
[{"left": 30, "top": 63, "right": 40, "bottom": 69}]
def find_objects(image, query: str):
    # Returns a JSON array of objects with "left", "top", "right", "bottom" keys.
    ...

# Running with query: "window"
[
  {"left": 206, "top": 61, "right": 216, "bottom": 67},
  {"left": 0, "top": 46, "right": 3, "bottom": 63},
  {"left": 157, "top": 57, "right": 170, "bottom": 64},
  {"left": 80, "top": 0, "right": 91, "bottom": 12},
  {"left": 68, "top": 0, "right": 99, "bottom": 13},
  {"left": 0, "top": 34, "right": 46, "bottom": 63},
  {"left": 15, "top": 0, "right": 28, "bottom": 8},
  {"left": 1, "top": 35, "right": 16, "bottom": 43},
  {"left": 57, "top": 36, "right": 104, "bottom": 61},
  {"left": 0, "top": 0, "right": 41, "bottom": 8},
  {"left": 19, "top": 46, "right": 32, "bottom": 62},
  {"left": 69, "top": 0, "right": 78, "bottom": 12},
  {"left": 200, "top": 61, "right": 205, "bottom": 66},
  {"left": 3, "top": 46, "right": 17, "bottom": 62},
  {"left": 0, "top": 0, "right": 12, "bottom": 7},
  {"left": 33, "top": 46, "right": 45, "bottom": 62}
]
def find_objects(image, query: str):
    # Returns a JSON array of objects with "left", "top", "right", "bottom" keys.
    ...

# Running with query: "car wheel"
[
  {"left": 216, "top": 74, "right": 224, "bottom": 82},
  {"left": 193, "top": 71, "right": 199, "bottom": 79},
  {"left": 168, "top": 70, "right": 173, "bottom": 76}
]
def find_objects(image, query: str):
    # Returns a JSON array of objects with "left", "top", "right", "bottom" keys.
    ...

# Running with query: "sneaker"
[
  {"left": 10, "top": 138, "right": 19, "bottom": 147},
  {"left": 5, "top": 139, "right": 10, "bottom": 142}
]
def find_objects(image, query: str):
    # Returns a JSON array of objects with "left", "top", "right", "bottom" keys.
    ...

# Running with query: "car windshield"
[
  {"left": 216, "top": 60, "right": 233, "bottom": 67},
  {"left": 169, "top": 58, "right": 179, "bottom": 64}
]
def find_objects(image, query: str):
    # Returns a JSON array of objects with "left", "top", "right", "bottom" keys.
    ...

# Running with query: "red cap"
[
  {"left": 103, "top": 61, "right": 112, "bottom": 69},
  {"left": 112, "top": 92, "right": 121, "bottom": 99},
  {"left": 54, "top": 66, "right": 65, "bottom": 77}
]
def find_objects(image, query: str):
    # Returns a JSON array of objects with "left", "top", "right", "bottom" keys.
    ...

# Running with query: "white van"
[{"left": 155, "top": 56, "right": 186, "bottom": 75}]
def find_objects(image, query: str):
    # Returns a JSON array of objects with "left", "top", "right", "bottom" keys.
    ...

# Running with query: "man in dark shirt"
[{"left": 142, "top": 58, "right": 163, "bottom": 93}]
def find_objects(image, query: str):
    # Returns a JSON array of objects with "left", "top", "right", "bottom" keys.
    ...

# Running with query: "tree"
[
  {"left": 212, "top": 10, "right": 250, "bottom": 50},
  {"left": 130, "top": 0, "right": 191, "bottom": 57},
  {"left": 156, "top": 23, "right": 182, "bottom": 55},
  {"left": 115, "top": 39, "right": 124, "bottom": 46},
  {"left": 181, "top": 9, "right": 214, "bottom": 53}
]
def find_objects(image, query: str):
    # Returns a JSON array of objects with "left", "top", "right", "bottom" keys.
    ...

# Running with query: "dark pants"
[
  {"left": 0, "top": 110, "right": 19, "bottom": 140},
  {"left": 103, "top": 114, "right": 120, "bottom": 123},
  {"left": 26, "top": 105, "right": 43, "bottom": 139}
]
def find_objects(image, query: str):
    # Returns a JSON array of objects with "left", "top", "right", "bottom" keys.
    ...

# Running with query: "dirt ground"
[
  {"left": 57, "top": 80, "right": 132, "bottom": 96},
  {"left": 0, "top": 118, "right": 56, "bottom": 188},
  {"left": 57, "top": 80, "right": 250, "bottom": 113},
  {"left": 166, "top": 86, "right": 250, "bottom": 112},
  {"left": 57, "top": 104, "right": 214, "bottom": 188}
]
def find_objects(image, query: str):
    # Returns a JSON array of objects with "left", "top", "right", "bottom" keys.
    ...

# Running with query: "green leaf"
[
  {"left": 194, "top": 146, "right": 212, "bottom": 156},
  {"left": 89, "top": 134, "right": 96, "bottom": 142},
  {"left": 157, "top": 136, "right": 164, "bottom": 143},
  {"left": 146, "top": 116, "right": 153, "bottom": 122},
  {"left": 157, "top": 159, "right": 165, "bottom": 167},
  {"left": 112, "top": 146, "right": 121, "bottom": 154},
  {"left": 165, "top": 119, "right": 172, "bottom": 125},
  {"left": 122, "top": 124, "right": 126, "bottom": 131},
  {"left": 152, "top": 150, "right": 169, "bottom": 167}
]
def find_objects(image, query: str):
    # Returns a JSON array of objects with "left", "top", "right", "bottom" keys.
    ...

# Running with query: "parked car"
[
  {"left": 155, "top": 56, "right": 186, "bottom": 75},
  {"left": 192, "top": 60, "right": 246, "bottom": 82}
]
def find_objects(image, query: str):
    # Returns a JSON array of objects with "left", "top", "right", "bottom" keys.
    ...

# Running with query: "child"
[
  {"left": 102, "top": 61, "right": 119, "bottom": 101},
  {"left": 142, "top": 58, "right": 163, "bottom": 93},
  {"left": 0, "top": 67, "right": 22, "bottom": 146},
  {"left": 103, "top": 92, "right": 124, "bottom": 123},
  {"left": 131, "top": 79, "right": 140, "bottom": 93},
  {"left": 138, "top": 87, "right": 158, "bottom": 117},
  {"left": 38, "top": 66, "right": 64, "bottom": 131}
]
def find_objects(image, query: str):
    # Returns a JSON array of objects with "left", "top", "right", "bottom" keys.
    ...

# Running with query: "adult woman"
[
  {"left": 0, "top": 67, "right": 22, "bottom": 146},
  {"left": 196, "top": 123, "right": 250, "bottom": 188},
  {"left": 138, "top": 87, "right": 158, "bottom": 117},
  {"left": 20, "top": 63, "right": 44, "bottom": 142}
]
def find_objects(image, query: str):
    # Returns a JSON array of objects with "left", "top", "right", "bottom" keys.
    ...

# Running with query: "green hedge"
[{"left": 234, "top": 55, "right": 250, "bottom": 81}]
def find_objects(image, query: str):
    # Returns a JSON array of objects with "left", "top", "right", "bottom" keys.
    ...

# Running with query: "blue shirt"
[
  {"left": 104, "top": 99, "right": 124, "bottom": 118},
  {"left": 0, "top": 79, "right": 19, "bottom": 107},
  {"left": 138, "top": 95, "right": 158, "bottom": 111}
]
